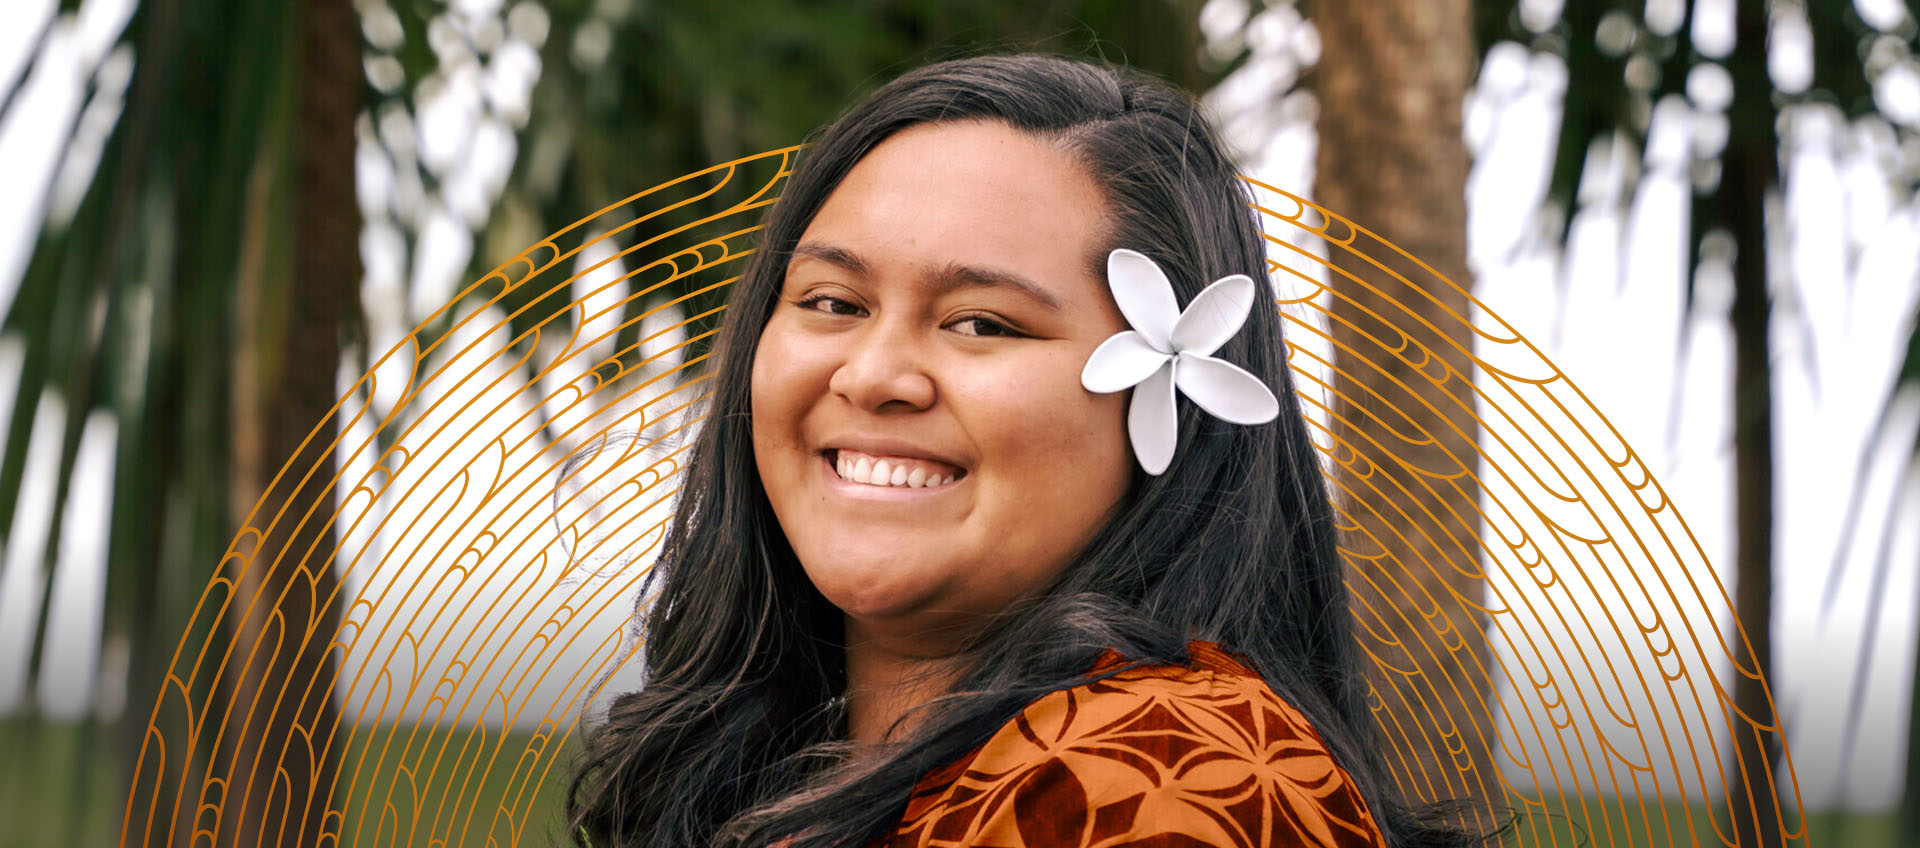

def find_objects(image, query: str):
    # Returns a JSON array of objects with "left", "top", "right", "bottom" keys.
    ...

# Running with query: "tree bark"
[
  {"left": 1722, "top": 1, "right": 1784, "bottom": 845},
  {"left": 219, "top": 0, "right": 358, "bottom": 843},
  {"left": 1308, "top": 0, "right": 1501, "bottom": 829}
]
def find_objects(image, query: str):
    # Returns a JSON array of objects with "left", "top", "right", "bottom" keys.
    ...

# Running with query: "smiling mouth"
[{"left": 823, "top": 450, "right": 969, "bottom": 489}]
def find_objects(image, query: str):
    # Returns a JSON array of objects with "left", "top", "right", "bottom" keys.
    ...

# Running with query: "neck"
[{"left": 842, "top": 618, "right": 970, "bottom": 745}]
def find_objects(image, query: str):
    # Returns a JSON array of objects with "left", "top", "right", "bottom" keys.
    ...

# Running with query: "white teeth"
[{"left": 832, "top": 451, "right": 960, "bottom": 488}]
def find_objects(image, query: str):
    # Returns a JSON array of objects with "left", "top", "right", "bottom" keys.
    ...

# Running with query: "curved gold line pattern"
[{"left": 117, "top": 150, "right": 1800, "bottom": 846}]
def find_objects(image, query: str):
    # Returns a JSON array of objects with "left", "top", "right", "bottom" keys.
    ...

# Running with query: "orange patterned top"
[{"left": 867, "top": 641, "right": 1389, "bottom": 848}]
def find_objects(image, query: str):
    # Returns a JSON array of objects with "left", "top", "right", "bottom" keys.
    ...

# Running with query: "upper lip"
[{"left": 820, "top": 437, "right": 970, "bottom": 472}]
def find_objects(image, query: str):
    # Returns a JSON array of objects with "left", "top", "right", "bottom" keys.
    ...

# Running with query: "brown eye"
[
  {"left": 949, "top": 315, "right": 1023, "bottom": 338},
  {"left": 796, "top": 294, "right": 863, "bottom": 316}
]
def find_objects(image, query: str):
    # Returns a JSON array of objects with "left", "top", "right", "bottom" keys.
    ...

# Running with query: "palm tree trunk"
[
  {"left": 1308, "top": 0, "right": 1500, "bottom": 828},
  {"left": 218, "top": 0, "right": 359, "bottom": 842},
  {"left": 1722, "top": 1, "right": 1784, "bottom": 845}
]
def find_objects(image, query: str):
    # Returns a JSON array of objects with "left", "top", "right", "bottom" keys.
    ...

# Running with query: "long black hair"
[{"left": 566, "top": 52, "right": 1497, "bottom": 847}]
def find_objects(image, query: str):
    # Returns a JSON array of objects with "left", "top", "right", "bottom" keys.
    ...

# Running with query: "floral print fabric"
[{"left": 870, "top": 641, "right": 1388, "bottom": 847}]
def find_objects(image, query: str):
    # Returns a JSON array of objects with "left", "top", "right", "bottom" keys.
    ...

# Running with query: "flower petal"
[
  {"left": 1170, "top": 273, "right": 1256, "bottom": 356},
  {"left": 1129, "top": 359, "right": 1179, "bottom": 475},
  {"left": 1176, "top": 352, "right": 1280, "bottom": 425},
  {"left": 1106, "top": 249, "right": 1179, "bottom": 352},
  {"left": 1082, "top": 331, "right": 1171, "bottom": 393}
]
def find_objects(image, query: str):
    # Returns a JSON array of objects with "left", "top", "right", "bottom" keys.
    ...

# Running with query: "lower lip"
[{"left": 820, "top": 453, "right": 966, "bottom": 501}]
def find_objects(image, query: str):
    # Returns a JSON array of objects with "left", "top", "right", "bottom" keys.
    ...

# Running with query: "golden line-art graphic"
[{"left": 118, "top": 148, "right": 1802, "bottom": 846}]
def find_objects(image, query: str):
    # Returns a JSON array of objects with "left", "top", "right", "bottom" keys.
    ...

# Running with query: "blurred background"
[{"left": 0, "top": 0, "right": 1916, "bottom": 845}]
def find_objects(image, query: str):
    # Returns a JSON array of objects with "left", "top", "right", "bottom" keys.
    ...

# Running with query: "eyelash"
[{"left": 793, "top": 294, "right": 1025, "bottom": 339}]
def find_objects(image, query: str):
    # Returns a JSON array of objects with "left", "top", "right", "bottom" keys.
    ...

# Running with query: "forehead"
[{"left": 795, "top": 121, "right": 1110, "bottom": 300}]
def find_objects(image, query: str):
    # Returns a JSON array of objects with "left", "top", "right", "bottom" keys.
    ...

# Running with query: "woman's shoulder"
[{"left": 877, "top": 641, "right": 1389, "bottom": 848}]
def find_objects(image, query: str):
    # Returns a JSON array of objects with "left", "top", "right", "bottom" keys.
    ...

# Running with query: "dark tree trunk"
[
  {"left": 218, "top": 0, "right": 359, "bottom": 843},
  {"left": 1722, "top": 1, "right": 1784, "bottom": 845},
  {"left": 1308, "top": 0, "right": 1501, "bottom": 830}
]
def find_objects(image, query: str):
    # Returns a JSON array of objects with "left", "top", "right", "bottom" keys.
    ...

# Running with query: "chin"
[
  {"left": 803, "top": 561, "right": 934, "bottom": 620},
  {"left": 815, "top": 579, "right": 922, "bottom": 620}
]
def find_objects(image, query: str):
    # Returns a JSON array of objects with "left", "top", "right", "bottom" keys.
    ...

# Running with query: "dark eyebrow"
[
  {"left": 924, "top": 261, "right": 1063, "bottom": 312},
  {"left": 790, "top": 242, "right": 873, "bottom": 278},
  {"left": 789, "top": 241, "right": 1064, "bottom": 312}
]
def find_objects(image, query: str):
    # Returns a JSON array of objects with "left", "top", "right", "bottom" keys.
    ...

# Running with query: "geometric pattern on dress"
[{"left": 870, "top": 641, "right": 1389, "bottom": 847}]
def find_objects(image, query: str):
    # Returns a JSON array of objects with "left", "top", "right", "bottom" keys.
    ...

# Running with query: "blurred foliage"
[
  {"left": 1, "top": 716, "right": 581, "bottom": 848},
  {"left": 0, "top": 0, "right": 314, "bottom": 841},
  {"left": 1469, "top": 0, "right": 1920, "bottom": 841},
  {"left": 1469, "top": 0, "right": 1918, "bottom": 346},
  {"left": 2, "top": 0, "right": 366, "bottom": 834}
]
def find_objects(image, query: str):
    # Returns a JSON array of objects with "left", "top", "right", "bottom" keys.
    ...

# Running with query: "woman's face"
[{"left": 750, "top": 120, "right": 1134, "bottom": 653}]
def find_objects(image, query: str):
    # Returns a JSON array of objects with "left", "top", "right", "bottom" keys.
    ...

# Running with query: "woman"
[{"left": 567, "top": 53, "right": 1495, "bottom": 847}]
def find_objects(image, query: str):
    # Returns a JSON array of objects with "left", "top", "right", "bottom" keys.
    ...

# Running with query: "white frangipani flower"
[{"left": 1081, "top": 248, "right": 1281, "bottom": 475}]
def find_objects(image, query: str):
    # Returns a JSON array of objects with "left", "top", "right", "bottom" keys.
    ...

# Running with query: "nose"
[{"left": 828, "top": 313, "right": 937, "bottom": 413}]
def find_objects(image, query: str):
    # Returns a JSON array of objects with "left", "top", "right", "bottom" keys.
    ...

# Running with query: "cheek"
[
  {"left": 977, "top": 361, "right": 1129, "bottom": 468},
  {"left": 749, "top": 332, "right": 807, "bottom": 458},
  {"left": 1070, "top": 396, "right": 1133, "bottom": 489},
  {"left": 748, "top": 350, "right": 773, "bottom": 427}
]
